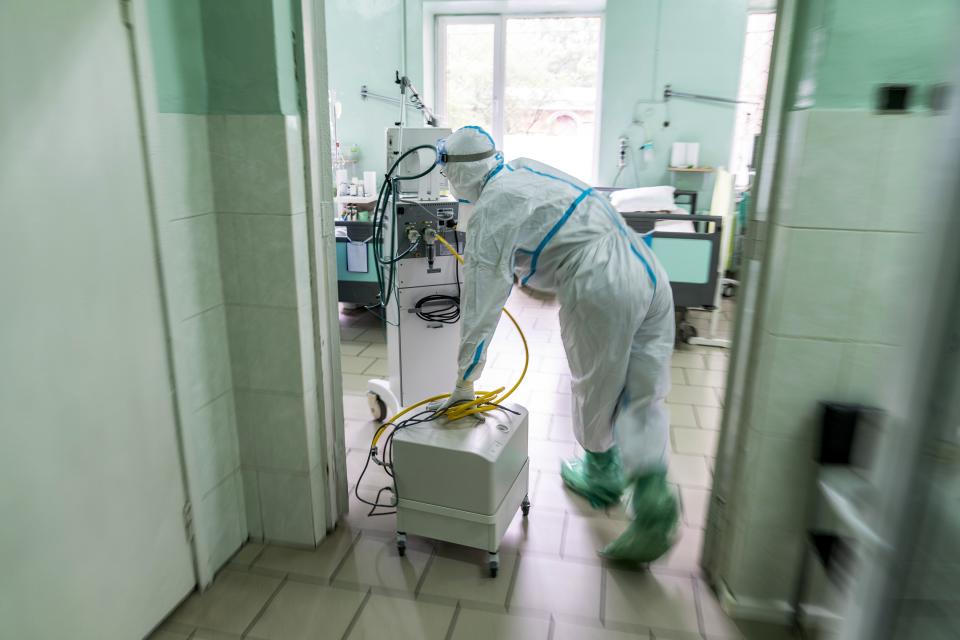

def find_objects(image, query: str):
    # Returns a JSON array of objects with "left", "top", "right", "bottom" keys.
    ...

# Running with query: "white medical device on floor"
[
  {"left": 367, "top": 127, "right": 461, "bottom": 421},
  {"left": 392, "top": 404, "right": 531, "bottom": 576}
]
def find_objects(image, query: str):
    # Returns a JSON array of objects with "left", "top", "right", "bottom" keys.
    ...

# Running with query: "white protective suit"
[{"left": 439, "top": 127, "right": 675, "bottom": 477}]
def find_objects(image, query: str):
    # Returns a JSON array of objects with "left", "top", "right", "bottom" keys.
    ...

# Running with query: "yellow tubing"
[{"left": 369, "top": 232, "right": 530, "bottom": 449}]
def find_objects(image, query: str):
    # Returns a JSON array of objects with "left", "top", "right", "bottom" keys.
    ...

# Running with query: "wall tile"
[
  {"left": 241, "top": 467, "right": 263, "bottom": 539},
  {"left": 874, "top": 115, "right": 939, "bottom": 233},
  {"left": 208, "top": 115, "right": 292, "bottom": 214},
  {"left": 726, "top": 521, "right": 804, "bottom": 603},
  {"left": 749, "top": 334, "right": 844, "bottom": 439},
  {"left": 197, "top": 471, "right": 246, "bottom": 578},
  {"left": 227, "top": 305, "right": 303, "bottom": 394},
  {"left": 743, "top": 433, "right": 816, "bottom": 529},
  {"left": 218, "top": 213, "right": 297, "bottom": 307},
  {"left": 183, "top": 390, "right": 240, "bottom": 496},
  {"left": 257, "top": 470, "right": 316, "bottom": 545},
  {"left": 284, "top": 116, "right": 306, "bottom": 214},
  {"left": 174, "top": 305, "right": 232, "bottom": 411},
  {"left": 154, "top": 114, "right": 214, "bottom": 221},
  {"left": 781, "top": 110, "right": 884, "bottom": 230},
  {"left": 769, "top": 227, "right": 865, "bottom": 340},
  {"left": 234, "top": 389, "right": 309, "bottom": 472},
  {"left": 856, "top": 231, "right": 922, "bottom": 345},
  {"left": 164, "top": 213, "right": 223, "bottom": 320},
  {"left": 838, "top": 342, "right": 899, "bottom": 408}
]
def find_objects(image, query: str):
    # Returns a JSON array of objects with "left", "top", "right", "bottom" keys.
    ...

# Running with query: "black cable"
[{"left": 415, "top": 294, "right": 460, "bottom": 324}]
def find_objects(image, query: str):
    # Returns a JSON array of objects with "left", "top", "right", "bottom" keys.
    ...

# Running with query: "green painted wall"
[
  {"left": 324, "top": 0, "right": 748, "bottom": 197},
  {"left": 597, "top": 0, "right": 747, "bottom": 193},
  {"left": 791, "top": 0, "right": 956, "bottom": 109},
  {"left": 147, "top": 0, "right": 299, "bottom": 115},
  {"left": 147, "top": 0, "right": 208, "bottom": 112},
  {"left": 324, "top": 0, "right": 410, "bottom": 178}
]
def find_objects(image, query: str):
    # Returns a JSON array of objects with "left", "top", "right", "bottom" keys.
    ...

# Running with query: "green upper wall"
[
  {"left": 146, "top": 0, "right": 299, "bottom": 115},
  {"left": 324, "top": 0, "right": 748, "bottom": 196},
  {"left": 597, "top": 0, "right": 747, "bottom": 189},
  {"left": 791, "top": 0, "right": 956, "bottom": 110}
]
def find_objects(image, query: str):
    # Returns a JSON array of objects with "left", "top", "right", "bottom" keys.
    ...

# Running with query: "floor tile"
[
  {"left": 672, "top": 427, "right": 719, "bottom": 456},
  {"left": 345, "top": 419, "right": 378, "bottom": 450},
  {"left": 253, "top": 527, "right": 358, "bottom": 580},
  {"left": 343, "top": 373, "right": 371, "bottom": 393},
  {"left": 147, "top": 628, "right": 192, "bottom": 640},
  {"left": 706, "top": 353, "right": 729, "bottom": 371},
  {"left": 554, "top": 621, "right": 649, "bottom": 639},
  {"left": 340, "top": 341, "right": 369, "bottom": 356},
  {"left": 418, "top": 544, "right": 518, "bottom": 607},
  {"left": 364, "top": 358, "right": 389, "bottom": 376},
  {"left": 654, "top": 526, "right": 704, "bottom": 574},
  {"left": 668, "top": 385, "right": 720, "bottom": 407},
  {"left": 604, "top": 570, "right": 700, "bottom": 634},
  {"left": 449, "top": 608, "right": 551, "bottom": 640},
  {"left": 343, "top": 394, "right": 373, "bottom": 421},
  {"left": 669, "top": 455, "right": 712, "bottom": 489},
  {"left": 356, "top": 329, "right": 386, "bottom": 343},
  {"left": 681, "top": 488, "right": 710, "bottom": 528},
  {"left": 341, "top": 355, "right": 376, "bottom": 374},
  {"left": 248, "top": 581, "right": 364, "bottom": 640},
  {"left": 697, "top": 579, "right": 745, "bottom": 639},
  {"left": 343, "top": 492, "right": 398, "bottom": 534},
  {"left": 684, "top": 369, "right": 727, "bottom": 388},
  {"left": 346, "top": 594, "right": 455, "bottom": 640},
  {"left": 501, "top": 506, "right": 564, "bottom": 556},
  {"left": 694, "top": 406, "right": 722, "bottom": 431},
  {"left": 229, "top": 542, "right": 264, "bottom": 568},
  {"left": 347, "top": 448, "right": 393, "bottom": 490},
  {"left": 529, "top": 439, "right": 575, "bottom": 472},
  {"left": 672, "top": 367, "right": 687, "bottom": 385},
  {"left": 534, "top": 470, "right": 606, "bottom": 517},
  {"left": 525, "top": 392, "right": 572, "bottom": 416},
  {"left": 672, "top": 353, "right": 706, "bottom": 369},
  {"left": 563, "top": 514, "right": 626, "bottom": 560},
  {"left": 509, "top": 554, "right": 602, "bottom": 618},
  {"left": 334, "top": 534, "right": 432, "bottom": 593},
  {"left": 170, "top": 570, "right": 281, "bottom": 635},
  {"left": 527, "top": 412, "right": 553, "bottom": 440},
  {"left": 359, "top": 343, "right": 387, "bottom": 358},
  {"left": 548, "top": 415, "right": 577, "bottom": 442},
  {"left": 668, "top": 404, "right": 698, "bottom": 428}
]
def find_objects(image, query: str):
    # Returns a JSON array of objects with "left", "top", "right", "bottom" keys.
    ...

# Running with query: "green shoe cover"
[
  {"left": 600, "top": 472, "right": 679, "bottom": 563},
  {"left": 560, "top": 447, "right": 625, "bottom": 508}
]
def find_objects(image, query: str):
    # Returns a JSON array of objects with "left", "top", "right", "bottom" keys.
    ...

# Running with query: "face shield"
[{"left": 435, "top": 126, "right": 502, "bottom": 204}]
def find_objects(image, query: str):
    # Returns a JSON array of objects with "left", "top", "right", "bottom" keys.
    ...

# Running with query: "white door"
[{"left": 0, "top": 1, "right": 196, "bottom": 638}]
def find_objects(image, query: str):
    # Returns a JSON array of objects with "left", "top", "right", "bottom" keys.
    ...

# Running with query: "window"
[
  {"left": 436, "top": 15, "right": 603, "bottom": 182},
  {"left": 728, "top": 12, "right": 777, "bottom": 188}
]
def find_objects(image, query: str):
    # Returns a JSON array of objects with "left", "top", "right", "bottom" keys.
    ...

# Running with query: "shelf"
[{"left": 668, "top": 166, "right": 714, "bottom": 173}]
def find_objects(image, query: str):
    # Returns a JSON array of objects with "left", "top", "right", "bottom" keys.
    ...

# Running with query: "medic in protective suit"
[{"left": 435, "top": 126, "right": 678, "bottom": 563}]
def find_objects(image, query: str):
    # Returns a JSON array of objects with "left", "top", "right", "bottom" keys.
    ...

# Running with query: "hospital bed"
[
  {"left": 335, "top": 220, "right": 379, "bottom": 306},
  {"left": 596, "top": 187, "right": 726, "bottom": 345}
]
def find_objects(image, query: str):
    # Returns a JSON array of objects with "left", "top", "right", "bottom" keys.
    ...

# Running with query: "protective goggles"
[{"left": 436, "top": 137, "right": 498, "bottom": 165}]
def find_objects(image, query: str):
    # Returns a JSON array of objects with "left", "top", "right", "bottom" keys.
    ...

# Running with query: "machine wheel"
[
  {"left": 722, "top": 283, "right": 737, "bottom": 298},
  {"left": 368, "top": 392, "right": 388, "bottom": 422},
  {"left": 488, "top": 552, "right": 500, "bottom": 578},
  {"left": 679, "top": 323, "right": 698, "bottom": 344},
  {"left": 521, "top": 495, "right": 531, "bottom": 517},
  {"left": 396, "top": 532, "right": 407, "bottom": 557}
]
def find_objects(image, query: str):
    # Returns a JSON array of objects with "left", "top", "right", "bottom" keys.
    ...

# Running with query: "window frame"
[{"left": 433, "top": 10, "right": 605, "bottom": 182}]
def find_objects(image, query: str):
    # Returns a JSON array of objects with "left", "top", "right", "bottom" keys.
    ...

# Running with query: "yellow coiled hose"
[{"left": 370, "top": 232, "right": 529, "bottom": 447}]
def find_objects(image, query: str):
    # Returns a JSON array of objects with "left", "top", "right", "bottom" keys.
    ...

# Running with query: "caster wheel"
[
  {"left": 679, "top": 323, "right": 698, "bottom": 344},
  {"left": 368, "top": 392, "right": 387, "bottom": 422},
  {"left": 488, "top": 552, "right": 499, "bottom": 578},
  {"left": 521, "top": 495, "right": 531, "bottom": 517},
  {"left": 722, "top": 283, "right": 737, "bottom": 298},
  {"left": 396, "top": 532, "right": 407, "bottom": 557}
]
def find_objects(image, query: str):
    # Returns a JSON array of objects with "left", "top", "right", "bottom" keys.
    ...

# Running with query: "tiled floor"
[{"left": 155, "top": 290, "right": 740, "bottom": 640}]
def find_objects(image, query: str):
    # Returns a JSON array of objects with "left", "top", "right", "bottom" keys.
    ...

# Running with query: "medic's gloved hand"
[{"left": 427, "top": 381, "right": 475, "bottom": 413}]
